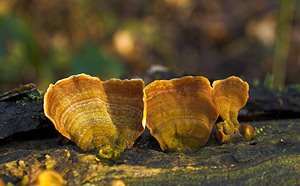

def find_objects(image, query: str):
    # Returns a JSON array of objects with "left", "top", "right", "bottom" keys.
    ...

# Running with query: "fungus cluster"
[{"left": 44, "top": 74, "right": 256, "bottom": 159}]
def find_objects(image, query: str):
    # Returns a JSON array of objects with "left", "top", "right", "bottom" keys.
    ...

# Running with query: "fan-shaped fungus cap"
[
  {"left": 144, "top": 76, "right": 218, "bottom": 152},
  {"left": 212, "top": 76, "right": 254, "bottom": 142},
  {"left": 44, "top": 74, "right": 145, "bottom": 159},
  {"left": 216, "top": 121, "right": 232, "bottom": 144}
]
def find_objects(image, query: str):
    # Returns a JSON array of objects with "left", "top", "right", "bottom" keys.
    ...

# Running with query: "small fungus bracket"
[{"left": 212, "top": 76, "right": 256, "bottom": 143}]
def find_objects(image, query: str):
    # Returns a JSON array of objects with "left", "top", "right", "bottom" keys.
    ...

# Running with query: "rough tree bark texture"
[{"left": 0, "top": 120, "right": 299, "bottom": 185}]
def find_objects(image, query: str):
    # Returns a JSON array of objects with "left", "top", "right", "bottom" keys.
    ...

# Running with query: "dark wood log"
[
  {"left": 241, "top": 86, "right": 300, "bottom": 120},
  {"left": 0, "top": 119, "right": 299, "bottom": 185},
  {"left": 0, "top": 84, "right": 55, "bottom": 141}
]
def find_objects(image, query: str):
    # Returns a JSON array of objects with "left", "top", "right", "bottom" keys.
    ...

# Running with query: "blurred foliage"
[
  {"left": 71, "top": 43, "right": 124, "bottom": 78},
  {"left": 272, "top": 0, "right": 296, "bottom": 89},
  {"left": 0, "top": 0, "right": 299, "bottom": 92},
  {"left": 0, "top": 15, "right": 44, "bottom": 87}
]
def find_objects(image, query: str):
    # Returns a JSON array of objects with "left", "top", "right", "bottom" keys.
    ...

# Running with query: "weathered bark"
[
  {"left": 242, "top": 86, "right": 300, "bottom": 120},
  {"left": 0, "top": 83, "right": 300, "bottom": 185},
  {"left": 0, "top": 84, "right": 55, "bottom": 141},
  {"left": 0, "top": 120, "right": 299, "bottom": 185}
]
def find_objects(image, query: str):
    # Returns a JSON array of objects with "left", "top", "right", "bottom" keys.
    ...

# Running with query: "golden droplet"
[
  {"left": 36, "top": 170, "right": 65, "bottom": 186},
  {"left": 239, "top": 123, "right": 256, "bottom": 141},
  {"left": 144, "top": 76, "right": 218, "bottom": 152},
  {"left": 111, "top": 179, "right": 126, "bottom": 186},
  {"left": 44, "top": 74, "right": 145, "bottom": 159}
]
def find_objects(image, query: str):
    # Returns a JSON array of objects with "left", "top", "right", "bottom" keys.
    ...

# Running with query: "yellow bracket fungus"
[
  {"left": 143, "top": 76, "right": 218, "bottom": 153},
  {"left": 44, "top": 74, "right": 145, "bottom": 159},
  {"left": 212, "top": 76, "right": 256, "bottom": 143}
]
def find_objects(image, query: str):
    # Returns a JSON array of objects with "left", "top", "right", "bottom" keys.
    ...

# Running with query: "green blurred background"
[{"left": 0, "top": 0, "right": 299, "bottom": 92}]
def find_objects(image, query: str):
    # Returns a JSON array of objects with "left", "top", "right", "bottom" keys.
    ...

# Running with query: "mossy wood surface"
[{"left": 0, "top": 119, "right": 299, "bottom": 185}]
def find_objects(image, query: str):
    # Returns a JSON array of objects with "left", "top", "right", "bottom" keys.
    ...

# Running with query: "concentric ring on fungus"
[
  {"left": 44, "top": 73, "right": 145, "bottom": 159},
  {"left": 143, "top": 76, "right": 219, "bottom": 153}
]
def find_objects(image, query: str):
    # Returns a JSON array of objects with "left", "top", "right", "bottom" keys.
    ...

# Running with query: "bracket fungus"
[
  {"left": 44, "top": 74, "right": 145, "bottom": 159},
  {"left": 143, "top": 76, "right": 219, "bottom": 153},
  {"left": 44, "top": 74, "right": 255, "bottom": 157},
  {"left": 212, "top": 76, "right": 256, "bottom": 143}
]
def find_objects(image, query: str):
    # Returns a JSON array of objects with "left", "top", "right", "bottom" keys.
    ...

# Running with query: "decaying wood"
[
  {"left": 0, "top": 83, "right": 300, "bottom": 185},
  {"left": 0, "top": 84, "right": 54, "bottom": 140},
  {"left": 242, "top": 86, "right": 300, "bottom": 120},
  {"left": 0, "top": 120, "right": 299, "bottom": 185}
]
